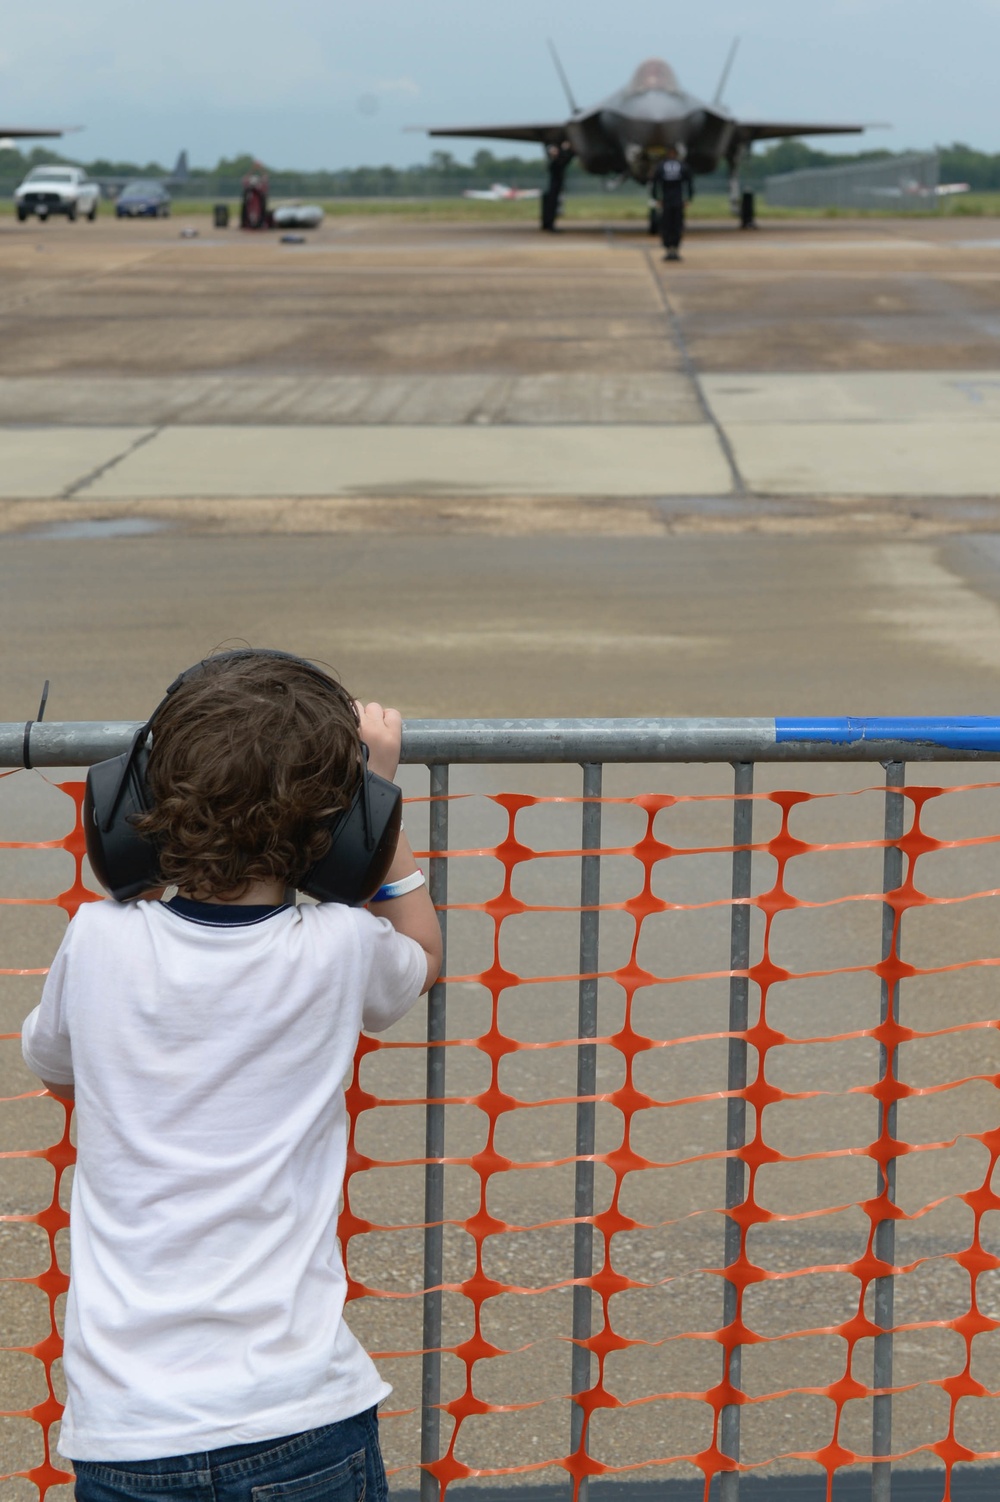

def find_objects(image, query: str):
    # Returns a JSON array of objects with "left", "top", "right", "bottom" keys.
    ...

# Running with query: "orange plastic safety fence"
[{"left": 4, "top": 773, "right": 1000, "bottom": 1500}]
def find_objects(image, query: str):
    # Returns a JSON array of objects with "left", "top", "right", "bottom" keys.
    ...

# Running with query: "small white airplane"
[
  {"left": 462, "top": 182, "right": 542, "bottom": 201},
  {"left": 865, "top": 177, "right": 971, "bottom": 200}
]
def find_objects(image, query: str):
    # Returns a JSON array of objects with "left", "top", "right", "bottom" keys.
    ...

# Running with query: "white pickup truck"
[{"left": 14, "top": 165, "right": 100, "bottom": 222}]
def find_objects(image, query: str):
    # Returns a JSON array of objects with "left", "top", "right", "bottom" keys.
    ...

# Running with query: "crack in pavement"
[
  {"left": 642, "top": 247, "right": 748, "bottom": 498},
  {"left": 61, "top": 426, "right": 163, "bottom": 499}
]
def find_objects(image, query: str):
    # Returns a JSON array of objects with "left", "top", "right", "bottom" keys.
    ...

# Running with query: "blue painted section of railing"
[{"left": 775, "top": 717, "right": 1000, "bottom": 753}]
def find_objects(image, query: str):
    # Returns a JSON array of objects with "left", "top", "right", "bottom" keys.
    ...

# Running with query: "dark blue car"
[{"left": 116, "top": 180, "right": 171, "bottom": 218}]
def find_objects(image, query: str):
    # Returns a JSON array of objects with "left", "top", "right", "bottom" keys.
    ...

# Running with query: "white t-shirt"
[{"left": 21, "top": 896, "right": 427, "bottom": 1461}]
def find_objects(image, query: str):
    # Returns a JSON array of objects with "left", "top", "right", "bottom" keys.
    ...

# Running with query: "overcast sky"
[{"left": 3, "top": 0, "right": 1000, "bottom": 170}]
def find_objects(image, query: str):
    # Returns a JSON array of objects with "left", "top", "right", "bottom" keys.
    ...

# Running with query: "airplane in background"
[
  {"left": 463, "top": 182, "right": 542, "bottom": 201},
  {"left": 864, "top": 177, "right": 971, "bottom": 201},
  {"left": 423, "top": 44, "right": 874, "bottom": 231},
  {"left": 96, "top": 150, "right": 190, "bottom": 199}
]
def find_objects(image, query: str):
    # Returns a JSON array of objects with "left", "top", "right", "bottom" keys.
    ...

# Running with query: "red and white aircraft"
[
  {"left": 865, "top": 177, "right": 971, "bottom": 201},
  {"left": 462, "top": 182, "right": 542, "bottom": 201}
]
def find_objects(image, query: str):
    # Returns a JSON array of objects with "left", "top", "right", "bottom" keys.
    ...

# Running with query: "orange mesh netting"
[{"left": 3, "top": 771, "right": 1000, "bottom": 1500}]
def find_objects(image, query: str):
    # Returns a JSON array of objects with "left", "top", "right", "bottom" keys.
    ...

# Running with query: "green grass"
[
  {"left": 305, "top": 190, "right": 1000, "bottom": 221},
  {"left": 295, "top": 190, "right": 1000, "bottom": 222},
  {"left": 4, "top": 190, "right": 999, "bottom": 223}
]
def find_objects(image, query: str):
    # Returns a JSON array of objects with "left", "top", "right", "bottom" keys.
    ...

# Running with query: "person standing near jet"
[
  {"left": 541, "top": 140, "right": 574, "bottom": 232},
  {"left": 655, "top": 146, "right": 694, "bottom": 261}
]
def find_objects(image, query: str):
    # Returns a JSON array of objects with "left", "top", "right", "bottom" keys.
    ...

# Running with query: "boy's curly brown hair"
[{"left": 133, "top": 653, "right": 361, "bottom": 900}]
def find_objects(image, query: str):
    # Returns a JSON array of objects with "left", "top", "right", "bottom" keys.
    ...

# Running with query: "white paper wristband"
[{"left": 372, "top": 870, "right": 425, "bottom": 902}]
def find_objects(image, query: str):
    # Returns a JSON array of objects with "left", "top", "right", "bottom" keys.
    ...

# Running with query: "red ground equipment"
[{"left": 240, "top": 162, "right": 272, "bottom": 230}]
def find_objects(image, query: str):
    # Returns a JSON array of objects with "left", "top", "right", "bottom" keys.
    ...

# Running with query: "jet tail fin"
[
  {"left": 171, "top": 150, "right": 189, "bottom": 183},
  {"left": 547, "top": 39, "right": 579, "bottom": 115},
  {"left": 713, "top": 37, "right": 740, "bottom": 108}
]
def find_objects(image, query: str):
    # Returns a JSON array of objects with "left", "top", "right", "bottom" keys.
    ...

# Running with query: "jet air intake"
[{"left": 567, "top": 117, "right": 622, "bottom": 175}]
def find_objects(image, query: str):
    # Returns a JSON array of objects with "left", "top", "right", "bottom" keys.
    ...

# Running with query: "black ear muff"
[
  {"left": 300, "top": 766, "right": 402, "bottom": 905},
  {"left": 84, "top": 735, "right": 162, "bottom": 902}
]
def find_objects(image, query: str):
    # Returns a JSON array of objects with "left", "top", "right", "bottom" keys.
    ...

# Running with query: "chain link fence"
[{"left": 765, "top": 154, "right": 941, "bottom": 212}]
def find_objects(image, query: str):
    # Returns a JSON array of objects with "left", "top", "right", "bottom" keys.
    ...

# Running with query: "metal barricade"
[{"left": 4, "top": 716, "right": 1000, "bottom": 1502}]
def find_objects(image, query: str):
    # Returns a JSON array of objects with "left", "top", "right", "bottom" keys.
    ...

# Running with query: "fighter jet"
[{"left": 424, "top": 46, "right": 872, "bottom": 230}]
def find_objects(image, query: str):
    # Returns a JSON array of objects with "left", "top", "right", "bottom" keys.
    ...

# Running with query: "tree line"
[{"left": 1, "top": 141, "right": 997, "bottom": 197}]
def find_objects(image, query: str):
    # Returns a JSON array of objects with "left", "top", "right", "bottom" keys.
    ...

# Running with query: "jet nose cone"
[{"left": 628, "top": 90, "right": 681, "bottom": 124}]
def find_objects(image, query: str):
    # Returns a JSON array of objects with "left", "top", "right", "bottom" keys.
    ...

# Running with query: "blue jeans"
[{"left": 72, "top": 1406, "right": 389, "bottom": 1502}]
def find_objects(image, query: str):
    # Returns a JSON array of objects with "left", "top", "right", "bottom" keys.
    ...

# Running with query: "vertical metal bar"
[
  {"left": 720, "top": 762, "right": 754, "bottom": 1502},
  {"left": 420, "top": 765, "right": 449, "bottom": 1502},
  {"left": 872, "top": 761, "right": 905, "bottom": 1502},
  {"left": 570, "top": 763, "right": 603, "bottom": 1502}
]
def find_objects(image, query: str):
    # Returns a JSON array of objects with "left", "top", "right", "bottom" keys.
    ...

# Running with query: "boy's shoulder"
[
  {"left": 301, "top": 901, "right": 420, "bottom": 959},
  {"left": 299, "top": 900, "right": 391, "bottom": 942},
  {"left": 61, "top": 896, "right": 136, "bottom": 948},
  {"left": 68, "top": 897, "right": 123, "bottom": 930}
]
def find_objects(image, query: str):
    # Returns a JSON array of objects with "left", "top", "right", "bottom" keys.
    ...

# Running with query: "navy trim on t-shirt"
[{"left": 164, "top": 895, "right": 292, "bottom": 928}]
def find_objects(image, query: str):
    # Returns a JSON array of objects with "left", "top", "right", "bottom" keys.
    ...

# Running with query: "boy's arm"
[
  {"left": 42, "top": 1080, "right": 74, "bottom": 1100},
  {"left": 22, "top": 928, "right": 77, "bottom": 1096},
  {"left": 358, "top": 701, "right": 443, "bottom": 994}
]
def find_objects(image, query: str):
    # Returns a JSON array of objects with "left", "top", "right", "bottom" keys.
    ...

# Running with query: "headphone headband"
[
  {"left": 103, "top": 651, "right": 353, "bottom": 835},
  {"left": 161, "top": 648, "right": 355, "bottom": 718}
]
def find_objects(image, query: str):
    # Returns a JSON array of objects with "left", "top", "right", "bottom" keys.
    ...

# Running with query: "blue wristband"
[{"left": 372, "top": 870, "right": 425, "bottom": 902}]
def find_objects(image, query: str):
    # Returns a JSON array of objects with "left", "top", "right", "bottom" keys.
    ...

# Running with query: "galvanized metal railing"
[
  {"left": 8, "top": 716, "right": 1000, "bottom": 772},
  {"left": 5, "top": 715, "right": 1000, "bottom": 1501}
]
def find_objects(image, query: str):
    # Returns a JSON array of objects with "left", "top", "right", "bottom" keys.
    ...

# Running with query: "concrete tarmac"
[
  {"left": 0, "top": 216, "right": 998, "bottom": 513},
  {"left": 4, "top": 213, "right": 1000, "bottom": 1496}
]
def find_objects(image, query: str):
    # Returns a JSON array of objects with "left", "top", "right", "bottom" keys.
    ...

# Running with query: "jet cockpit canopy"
[{"left": 625, "top": 59, "right": 680, "bottom": 97}]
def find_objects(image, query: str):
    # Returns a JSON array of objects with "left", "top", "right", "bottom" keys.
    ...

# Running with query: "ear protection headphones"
[{"left": 83, "top": 649, "right": 402, "bottom": 906}]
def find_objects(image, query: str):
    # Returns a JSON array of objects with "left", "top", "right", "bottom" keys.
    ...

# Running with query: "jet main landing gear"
[{"left": 728, "top": 151, "right": 757, "bottom": 231}]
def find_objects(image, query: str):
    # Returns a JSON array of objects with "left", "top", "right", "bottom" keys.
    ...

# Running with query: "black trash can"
[
  {"left": 213, "top": 203, "right": 230, "bottom": 229},
  {"left": 740, "top": 190, "right": 756, "bottom": 229}
]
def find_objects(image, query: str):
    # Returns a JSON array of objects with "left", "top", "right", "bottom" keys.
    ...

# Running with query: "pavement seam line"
[
  {"left": 61, "top": 426, "right": 163, "bottom": 500},
  {"left": 641, "top": 247, "right": 748, "bottom": 498}
]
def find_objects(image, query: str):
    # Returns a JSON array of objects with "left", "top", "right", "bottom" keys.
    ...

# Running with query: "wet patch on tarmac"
[{"left": 17, "top": 515, "right": 170, "bottom": 540}]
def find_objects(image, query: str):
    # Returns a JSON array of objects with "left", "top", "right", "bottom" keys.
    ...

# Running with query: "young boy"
[{"left": 21, "top": 651, "right": 443, "bottom": 1502}]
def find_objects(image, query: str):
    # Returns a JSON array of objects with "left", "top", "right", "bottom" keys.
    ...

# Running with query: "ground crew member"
[
  {"left": 542, "top": 140, "right": 574, "bottom": 232},
  {"left": 654, "top": 146, "right": 694, "bottom": 261}
]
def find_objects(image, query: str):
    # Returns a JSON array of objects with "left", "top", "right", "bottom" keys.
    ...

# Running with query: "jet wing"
[
  {"left": 426, "top": 121, "right": 570, "bottom": 146},
  {"left": 0, "top": 126, "right": 76, "bottom": 138},
  {"left": 734, "top": 121, "right": 868, "bottom": 145}
]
